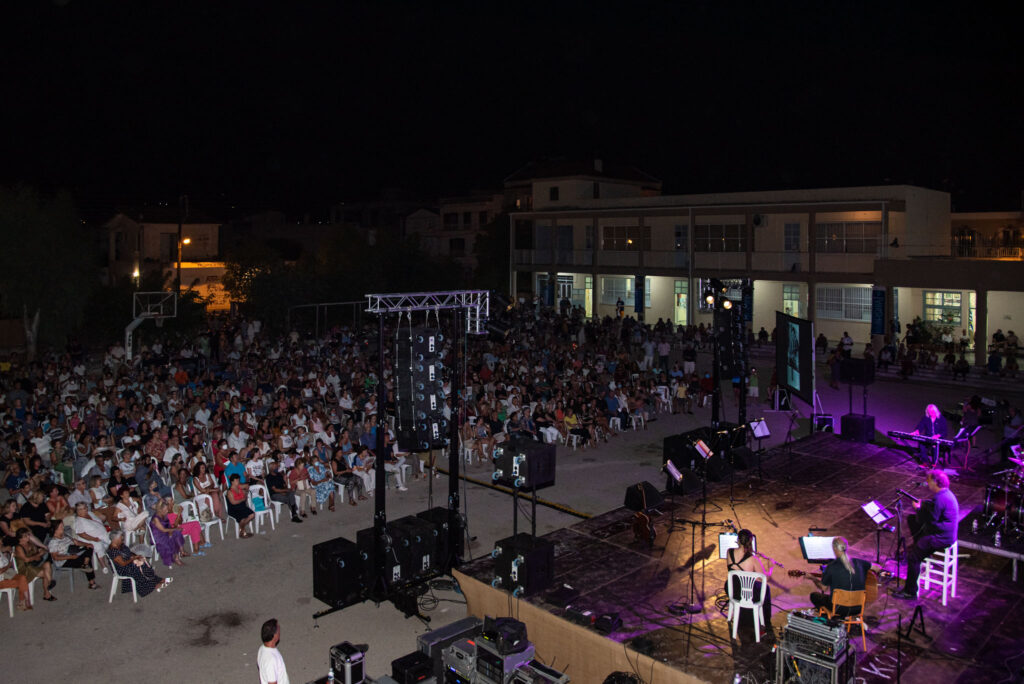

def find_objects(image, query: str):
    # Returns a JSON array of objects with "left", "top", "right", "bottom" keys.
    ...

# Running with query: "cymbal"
[{"left": 1009, "top": 456, "right": 1024, "bottom": 467}]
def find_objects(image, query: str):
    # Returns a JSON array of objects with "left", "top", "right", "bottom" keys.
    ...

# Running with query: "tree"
[{"left": 0, "top": 186, "right": 97, "bottom": 360}]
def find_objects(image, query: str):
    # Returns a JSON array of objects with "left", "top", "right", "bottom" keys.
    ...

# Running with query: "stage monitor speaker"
[
  {"left": 312, "top": 537, "right": 366, "bottom": 609},
  {"left": 776, "top": 640, "right": 855, "bottom": 683},
  {"left": 493, "top": 437, "right": 556, "bottom": 490},
  {"left": 356, "top": 524, "right": 409, "bottom": 587},
  {"left": 839, "top": 358, "right": 875, "bottom": 385},
  {"left": 840, "top": 413, "right": 875, "bottom": 443},
  {"left": 728, "top": 446, "right": 753, "bottom": 470},
  {"left": 623, "top": 481, "right": 664, "bottom": 511},
  {"left": 391, "top": 650, "right": 433, "bottom": 684},
  {"left": 492, "top": 533, "right": 555, "bottom": 597}
]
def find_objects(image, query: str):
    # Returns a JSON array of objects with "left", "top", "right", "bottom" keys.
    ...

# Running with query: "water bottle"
[
  {"left": 327, "top": 668, "right": 334, "bottom": 684},
  {"left": 972, "top": 519, "right": 978, "bottom": 534},
  {"left": 994, "top": 531, "right": 1002, "bottom": 548}
]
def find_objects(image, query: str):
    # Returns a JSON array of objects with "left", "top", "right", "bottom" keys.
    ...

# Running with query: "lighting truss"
[{"left": 365, "top": 290, "right": 491, "bottom": 334}]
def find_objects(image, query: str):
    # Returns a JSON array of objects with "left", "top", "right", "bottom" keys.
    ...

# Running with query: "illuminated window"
[
  {"left": 783, "top": 284, "right": 801, "bottom": 317},
  {"left": 923, "top": 290, "right": 961, "bottom": 325}
]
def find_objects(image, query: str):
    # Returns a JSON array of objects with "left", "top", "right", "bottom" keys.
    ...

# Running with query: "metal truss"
[{"left": 364, "top": 290, "right": 491, "bottom": 334}]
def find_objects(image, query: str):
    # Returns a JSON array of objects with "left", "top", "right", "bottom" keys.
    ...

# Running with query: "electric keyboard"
[{"left": 887, "top": 430, "right": 954, "bottom": 448}]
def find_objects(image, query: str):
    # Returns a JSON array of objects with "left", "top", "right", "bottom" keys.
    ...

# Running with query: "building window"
[
  {"left": 593, "top": 182, "right": 600, "bottom": 199},
  {"left": 784, "top": 223, "right": 801, "bottom": 252},
  {"left": 449, "top": 238, "right": 466, "bottom": 257},
  {"left": 816, "top": 285, "right": 872, "bottom": 322},
  {"left": 674, "top": 225, "right": 689, "bottom": 251},
  {"left": 549, "top": 186, "right": 559, "bottom": 202},
  {"left": 462, "top": 212, "right": 472, "bottom": 227},
  {"left": 600, "top": 276, "right": 651, "bottom": 307},
  {"left": 514, "top": 220, "right": 533, "bottom": 249},
  {"left": 693, "top": 224, "right": 747, "bottom": 252},
  {"left": 584, "top": 225, "right": 594, "bottom": 250},
  {"left": 923, "top": 290, "right": 962, "bottom": 325},
  {"left": 673, "top": 279, "right": 688, "bottom": 326},
  {"left": 602, "top": 225, "right": 651, "bottom": 251},
  {"left": 443, "top": 213, "right": 458, "bottom": 228},
  {"left": 814, "top": 222, "right": 882, "bottom": 254},
  {"left": 783, "top": 284, "right": 801, "bottom": 317},
  {"left": 479, "top": 211, "right": 489, "bottom": 226}
]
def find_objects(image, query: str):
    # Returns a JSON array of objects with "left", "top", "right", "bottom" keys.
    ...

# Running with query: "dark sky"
[{"left": 3, "top": 1, "right": 1022, "bottom": 218}]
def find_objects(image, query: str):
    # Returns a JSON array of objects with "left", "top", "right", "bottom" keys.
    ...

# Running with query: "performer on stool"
[
  {"left": 725, "top": 529, "right": 773, "bottom": 630},
  {"left": 911, "top": 404, "right": 948, "bottom": 466},
  {"left": 893, "top": 469, "right": 958, "bottom": 600},
  {"left": 810, "top": 537, "right": 872, "bottom": 615}
]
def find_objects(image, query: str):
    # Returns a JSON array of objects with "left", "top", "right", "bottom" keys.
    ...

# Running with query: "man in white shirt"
[
  {"left": 194, "top": 404, "right": 211, "bottom": 427},
  {"left": 163, "top": 435, "right": 188, "bottom": 465},
  {"left": 257, "top": 619, "right": 289, "bottom": 684},
  {"left": 227, "top": 425, "right": 250, "bottom": 451}
]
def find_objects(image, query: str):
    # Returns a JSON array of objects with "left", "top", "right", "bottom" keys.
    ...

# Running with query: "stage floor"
[{"left": 459, "top": 432, "right": 1024, "bottom": 683}]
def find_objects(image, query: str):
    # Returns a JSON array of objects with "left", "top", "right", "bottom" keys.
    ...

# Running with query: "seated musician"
[
  {"left": 911, "top": 404, "right": 948, "bottom": 465},
  {"left": 809, "top": 537, "right": 872, "bottom": 616},
  {"left": 893, "top": 469, "right": 958, "bottom": 600},
  {"left": 725, "top": 529, "right": 772, "bottom": 627}
]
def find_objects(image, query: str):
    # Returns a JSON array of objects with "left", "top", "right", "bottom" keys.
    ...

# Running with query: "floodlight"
[{"left": 721, "top": 299, "right": 732, "bottom": 310}]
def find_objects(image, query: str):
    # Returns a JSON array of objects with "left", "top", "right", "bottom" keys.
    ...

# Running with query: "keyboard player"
[{"left": 911, "top": 404, "right": 948, "bottom": 466}]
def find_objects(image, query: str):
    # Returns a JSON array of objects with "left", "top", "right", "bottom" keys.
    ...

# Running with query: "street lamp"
[{"left": 176, "top": 237, "right": 191, "bottom": 295}]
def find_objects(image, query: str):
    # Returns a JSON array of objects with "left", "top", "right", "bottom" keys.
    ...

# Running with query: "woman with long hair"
[
  {"left": 809, "top": 536, "right": 872, "bottom": 616},
  {"left": 724, "top": 528, "right": 772, "bottom": 634}
]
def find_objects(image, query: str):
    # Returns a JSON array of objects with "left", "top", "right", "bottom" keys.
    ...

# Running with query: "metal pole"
[
  {"left": 447, "top": 307, "right": 463, "bottom": 570},
  {"left": 711, "top": 323, "right": 721, "bottom": 429},
  {"left": 373, "top": 313, "right": 388, "bottom": 598}
]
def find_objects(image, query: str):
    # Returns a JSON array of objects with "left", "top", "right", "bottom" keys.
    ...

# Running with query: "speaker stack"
[
  {"left": 491, "top": 533, "right": 555, "bottom": 597},
  {"left": 312, "top": 537, "right": 367, "bottom": 609},
  {"left": 397, "top": 325, "right": 449, "bottom": 452},
  {"left": 493, "top": 437, "right": 557, "bottom": 490}
]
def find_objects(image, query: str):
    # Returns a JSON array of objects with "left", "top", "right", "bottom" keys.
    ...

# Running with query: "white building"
[{"left": 507, "top": 163, "right": 1024, "bottom": 364}]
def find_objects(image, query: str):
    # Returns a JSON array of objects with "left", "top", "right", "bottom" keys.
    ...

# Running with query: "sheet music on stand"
[{"left": 861, "top": 500, "right": 894, "bottom": 525}]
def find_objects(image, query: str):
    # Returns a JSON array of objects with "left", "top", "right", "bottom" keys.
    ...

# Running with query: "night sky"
[{"left": 3, "top": 1, "right": 1022, "bottom": 218}]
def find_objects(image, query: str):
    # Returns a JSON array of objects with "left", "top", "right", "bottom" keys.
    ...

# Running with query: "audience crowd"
[{"left": 0, "top": 304, "right": 717, "bottom": 612}]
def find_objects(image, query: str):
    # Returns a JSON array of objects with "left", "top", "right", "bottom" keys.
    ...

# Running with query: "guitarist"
[
  {"left": 893, "top": 469, "right": 958, "bottom": 600},
  {"left": 809, "top": 537, "right": 872, "bottom": 616}
]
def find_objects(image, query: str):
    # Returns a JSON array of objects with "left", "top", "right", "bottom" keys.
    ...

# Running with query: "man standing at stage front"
[{"left": 893, "top": 469, "right": 958, "bottom": 600}]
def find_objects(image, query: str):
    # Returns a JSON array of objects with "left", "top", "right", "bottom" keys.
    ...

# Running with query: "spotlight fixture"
[
  {"left": 721, "top": 299, "right": 732, "bottom": 310},
  {"left": 704, "top": 291, "right": 715, "bottom": 306}
]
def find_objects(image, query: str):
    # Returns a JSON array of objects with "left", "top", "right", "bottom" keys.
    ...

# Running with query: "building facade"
[{"left": 508, "top": 172, "right": 1024, "bottom": 365}]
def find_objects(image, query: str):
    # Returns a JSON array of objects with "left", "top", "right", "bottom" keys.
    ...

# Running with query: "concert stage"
[{"left": 455, "top": 432, "right": 1024, "bottom": 683}]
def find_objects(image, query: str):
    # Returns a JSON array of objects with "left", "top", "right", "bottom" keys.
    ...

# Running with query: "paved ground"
[{"left": 6, "top": 355, "right": 1023, "bottom": 684}]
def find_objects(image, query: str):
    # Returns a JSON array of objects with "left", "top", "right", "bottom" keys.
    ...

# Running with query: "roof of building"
[{"left": 504, "top": 158, "right": 662, "bottom": 186}]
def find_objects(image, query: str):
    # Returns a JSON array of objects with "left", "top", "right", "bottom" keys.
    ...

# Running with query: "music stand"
[
  {"left": 749, "top": 418, "right": 770, "bottom": 451},
  {"left": 691, "top": 439, "right": 723, "bottom": 513},
  {"left": 862, "top": 499, "right": 895, "bottom": 563}
]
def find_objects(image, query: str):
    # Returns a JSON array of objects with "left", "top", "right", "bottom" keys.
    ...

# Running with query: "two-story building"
[{"left": 508, "top": 164, "right": 1023, "bottom": 365}]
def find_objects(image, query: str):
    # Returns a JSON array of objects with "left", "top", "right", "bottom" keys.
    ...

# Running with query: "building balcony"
[
  {"left": 513, "top": 249, "right": 594, "bottom": 266},
  {"left": 595, "top": 250, "right": 639, "bottom": 267}
]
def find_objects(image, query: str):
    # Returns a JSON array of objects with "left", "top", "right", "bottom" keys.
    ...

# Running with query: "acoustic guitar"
[
  {"left": 788, "top": 568, "right": 879, "bottom": 603},
  {"left": 631, "top": 484, "right": 656, "bottom": 545}
]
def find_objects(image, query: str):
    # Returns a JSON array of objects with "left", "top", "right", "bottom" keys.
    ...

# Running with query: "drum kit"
[{"left": 982, "top": 454, "right": 1024, "bottom": 537}]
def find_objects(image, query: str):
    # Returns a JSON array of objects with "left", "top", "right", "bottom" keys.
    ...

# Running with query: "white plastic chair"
[
  {"left": 192, "top": 493, "right": 224, "bottom": 543},
  {"left": 0, "top": 585, "right": 16, "bottom": 616},
  {"left": 223, "top": 491, "right": 243, "bottom": 538},
  {"left": 248, "top": 484, "right": 275, "bottom": 534},
  {"left": 631, "top": 414, "right": 646, "bottom": 431},
  {"left": 726, "top": 570, "right": 768, "bottom": 642},
  {"left": 108, "top": 562, "right": 138, "bottom": 603},
  {"left": 10, "top": 554, "right": 41, "bottom": 607},
  {"left": 920, "top": 540, "right": 959, "bottom": 606},
  {"left": 564, "top": 432, "right": 582, "bottom": 451}
]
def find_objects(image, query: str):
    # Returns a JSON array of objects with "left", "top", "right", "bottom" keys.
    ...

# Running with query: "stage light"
[
  {"left": 721, "top": 299, "right": 732, "bottom": 310},
  {"left": 705, "top": 292, "right": 715, "bottom": 306}
]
